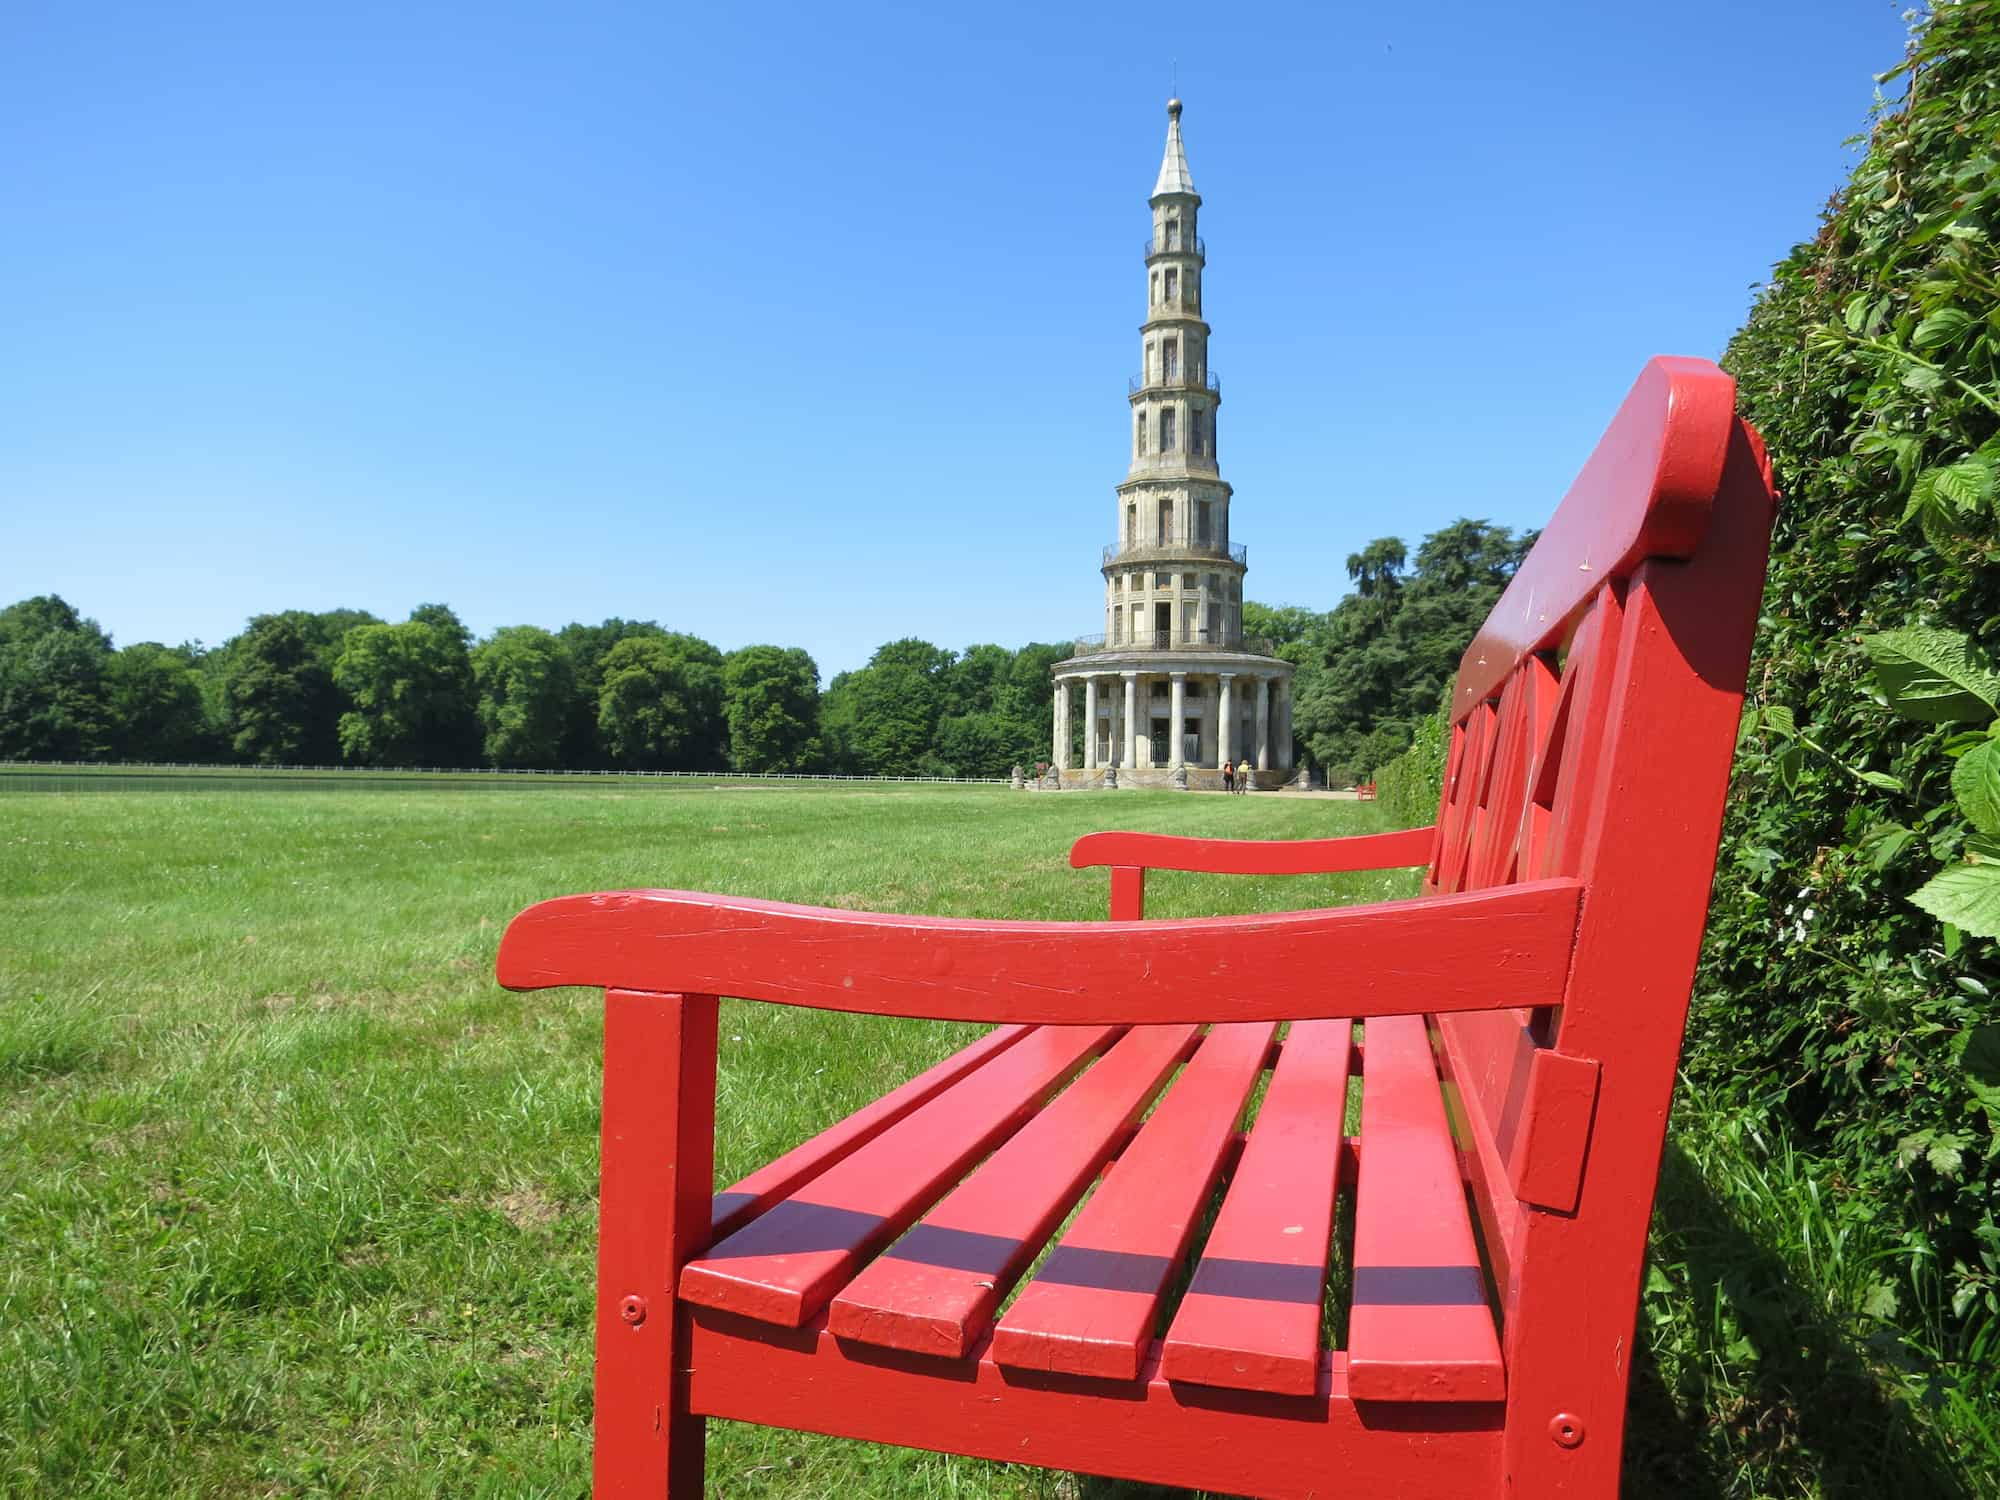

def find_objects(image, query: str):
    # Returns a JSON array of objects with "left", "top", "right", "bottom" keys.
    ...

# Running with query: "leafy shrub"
[
  {"left": 1374, "top": 698, "right": 1449, "bottom": 828},
  {"left": 1699, "top": 3, "right": 2000, "bottom": 1356}
]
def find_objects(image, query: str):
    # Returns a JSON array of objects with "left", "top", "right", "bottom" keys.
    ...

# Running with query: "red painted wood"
[
  {"left": 1070, "top": 826, "right": 1437, "bottom": 877},
  {"left": 1497, "top": 418, "right": 1777, "bottom": 1496},
  {"left": 687, "top": 1311, "right": 1504, "bottom": 1499},
  {"left": 1433, "top": 702, "right": 1496, "bottom": 895},
  {"left": 680, "top": 1024, "right": 1119, "bottom": 1326},
  {"left": 1108, "top": 864, "right": 1146, "bottom": 920},
  {"left": 1160, "top": 1017, "right": 1354, "bottom": 1395},
  {"left": 1347, "top": 1015, "right": 1504, "bottom": 1402},
  {"left": 1537, "top": 585, "right": 1628, "bottom": 883},
  {"left": 713, "top": 1024, "right": 1031, "bottom": 1239},
  {"left": 828, "top": 1024, "right": 1200, "bottom": 1358},
  {"left": 992, "top": 1022, "right": 1278, "bottom": 1380},
  {"left": 496, "top": 878, "right": 1581, "bottom": 1025},
  {"left": 1433, "top": 1019, "right": 1525, "bottom": 1309},
  {"left": 1504, "top": 1048, "right": 1601, "bottom": 1214},
  {"left": 1451, "top": 356, "right": 1737, "bottom": 713},
  {"left": 496, "top": 359, "right": 1779, "bottom": 1498},
  {"left": 593, "top": 990, "right": 717, "bottom": 1499}
]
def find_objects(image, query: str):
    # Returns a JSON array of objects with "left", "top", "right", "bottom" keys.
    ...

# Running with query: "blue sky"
[{"left": 2, "top": 2, "right": 1910, "bottom": 679}]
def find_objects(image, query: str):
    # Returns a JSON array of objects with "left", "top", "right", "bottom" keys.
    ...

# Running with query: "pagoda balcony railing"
[
  {"left": 1102, "top": 539, "right": 1247, "bottom": 567},
  {"left": 1129, "top": 369, "right": 1221, "bottom": 396},
  {"left": 1144, "top": 235, "right": 1206, "bottom": 259},
  {"left": 1066, "top": 630, "right": 1277, "bottom": 658}
]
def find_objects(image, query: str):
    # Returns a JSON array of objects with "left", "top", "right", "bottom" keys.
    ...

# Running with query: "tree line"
[
  {"left": 0, "top": 594, "right": 1078, "bottom": 778},
  {"left": 0, "top": 519, "right": 1523, "bottom": 780}
]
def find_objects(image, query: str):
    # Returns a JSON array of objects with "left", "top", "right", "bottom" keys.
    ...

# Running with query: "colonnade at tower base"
[{"left": 1049, "top": 657, "right": 1294, "bottom": 792}]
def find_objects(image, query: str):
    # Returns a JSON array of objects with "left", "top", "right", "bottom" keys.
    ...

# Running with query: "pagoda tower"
[{"left": 1052, "top": 99, "right": 1295, "bottom": 789}]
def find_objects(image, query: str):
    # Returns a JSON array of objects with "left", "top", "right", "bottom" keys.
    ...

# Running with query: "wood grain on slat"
[
  {"left": 1160, "top": 1018, "right": 1354, "bottom": 1395},
  {"left": 828, "top": 1024, "right": 1201, "bottom": 1358},
  {"left": 1347, "top": 1016, "right": 1504, "bottom": 1402},
  {"left": 680, "top": 1025, "right": 1120, "bottom": 1327},
  {"left": 712, "top": 1025, "right": 1032, "bottom": 1239},
  {"left": 992, "top": 1022, "right": 1279, "bottom": 1381}
]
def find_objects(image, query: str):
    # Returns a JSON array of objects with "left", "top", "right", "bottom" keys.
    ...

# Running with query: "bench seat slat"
[
  {"left": 1347, "top": 1016, "right": 1504, "bottom": 1402},
  {"left": 1159, "top": 1018, "right": 1354, "bottom": 1395},
  {"left": 680, "top": 1024, "right": 1122, "bottom": 1327},
  {"left": 828, "top": 1024, "right": 1202, "bottom": 1358},
  {"left": 990, "top": 1021, "right": 1277, "bottom": 1381},
  {"left": 713, "top": 1024, "right": 1034, "bottom": 1239}
]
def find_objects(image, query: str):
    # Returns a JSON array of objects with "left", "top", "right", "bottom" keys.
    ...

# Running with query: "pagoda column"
[
  {"left": 1255, "top": 677, "right": 1272, "bottom": 770},
  {"left": 1083, "top": 677, "right": 1099, "bottom": 769},
  {"left": 1122, "top": 673, "right": 1138, "bottom": 770},
  {"left": 1169, "top": 672, "right": 1187, "bottom": 767},
  {"left": 1218, "top": 673, "right": 1235, "bottom": 765}
]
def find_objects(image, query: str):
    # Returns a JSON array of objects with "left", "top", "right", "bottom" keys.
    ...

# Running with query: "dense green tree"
[
  {"left": 332, "top": 605, "right": 479, "bottom": 766},
  {"left": 223, "top": 611, "right": 343, "bottom": 764},
  {"left": 0, "top": 595, "right": 114, "bottom": 760},
  {"left": 106, "top": 642, "right": 211, "bottom": 761},
  {"left": 722, "top": 645, "right": 820, "bottom": 772},
  {"left": 1288, "top": 519, "right": 1529, "bottom": 780},
  {"left": 472, "top": 625, "right": 575, "bottom": 767},
  {"left": 820, "top": 638, "right": 954, "bottom": 774},
  {"left": 557, "top": 618, "right": 667, "bottom": 767},
  {"left": 596, "top": 632, "right": 725, "bottom": 770}
]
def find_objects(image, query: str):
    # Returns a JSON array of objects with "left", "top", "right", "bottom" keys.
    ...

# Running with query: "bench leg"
[{"left": 594, "top": 988, "right": 718, "bottom": 1498}]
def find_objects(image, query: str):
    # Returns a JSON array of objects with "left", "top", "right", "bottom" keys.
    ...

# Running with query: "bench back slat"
[{"left": 1414, "top": 357, "right": 1775, "bottom": 1481}]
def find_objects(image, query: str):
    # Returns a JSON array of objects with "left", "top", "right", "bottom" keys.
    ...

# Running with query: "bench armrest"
[
  {"left": 1068, "top": 826, "right": 1435, "bottom": 876},
  {"left": 495, "top": 878, "right": 1579, "bottom": 1025}
]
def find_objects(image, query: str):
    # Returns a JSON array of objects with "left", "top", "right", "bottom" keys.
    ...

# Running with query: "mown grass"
[{"left": 1, "top": 783, "right": 1989, "bottom": 1497}]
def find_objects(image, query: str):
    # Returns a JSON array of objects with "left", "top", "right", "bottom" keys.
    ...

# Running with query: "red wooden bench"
[
  {"left": 496, "top": 356, "right": 1777, "bottom": 1498},
  {"left": 1355, "top": 780, "right": 1377, "bottom": 800}
]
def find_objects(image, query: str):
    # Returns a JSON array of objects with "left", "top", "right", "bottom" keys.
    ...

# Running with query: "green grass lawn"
[{"left": 0, "top": 784, "right": 1987, "bottom": 1497}]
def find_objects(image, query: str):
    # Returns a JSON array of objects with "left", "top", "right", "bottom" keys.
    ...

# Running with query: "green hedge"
[
  {"left": 1695, "top": 3, "right": 2000, "bottom": 1362},
  {"left": 1372, "top": 699, "right": 1449, "bottom": 829}
]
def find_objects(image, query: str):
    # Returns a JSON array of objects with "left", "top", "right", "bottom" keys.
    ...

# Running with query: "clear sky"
[{"left": 2, "top": 1, "right": 1910, "bottom": 679}]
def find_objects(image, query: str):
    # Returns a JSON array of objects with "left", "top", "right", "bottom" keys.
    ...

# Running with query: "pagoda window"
[
  {"left": 1164, "top": 267, "right": 1178, "bottom": 301},
  {"left": 1197, "top": 500, "right": 1212, "bottom": 543},
  {"left": 1160, "top": 407, "right": 1177, "bottom": 451},
  {"left": 1136, "top": 412, "right": 1148, "bottom": 455},
  {"left": 1162, "top": 338, "right": 1179, "bottom": 379},
  {"left": 1150, "top": 271, "right": 1160, "bottom": 305},
  {"left": 1158, "top": 502, "right": 1173, "bottom": 546}
]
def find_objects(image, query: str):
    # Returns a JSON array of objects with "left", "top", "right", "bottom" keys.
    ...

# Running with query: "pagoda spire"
[{"left": 1152, "top": 97, "right": 1196, "bottom": 198}]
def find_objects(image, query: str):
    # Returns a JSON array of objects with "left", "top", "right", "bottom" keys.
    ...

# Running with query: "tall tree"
[
  {"left": 0, "top": 595, "right": 113, "bottom": 760},
  {"left": 1289, "top": 519, "right": 1530, "bottom": 780},
  {"left": 223, "top": 611, "right": 343, "bottom": 764},
  {"left": 472, "top": 625, "right": 575, "bottom": 767},
  {"left": 106, "top": 642, "right": 212, "bottom": 761},
  {"left": 557, "top": 618, "right": 666, "bottom": 767},
  {"left": 722, "top": 645, "right": 820, "bottom": 772},
  {"left": 596, "top": 633, "right": 725, "bottom": 770},
  {"left": 332, "top": 605, "right": 479, "bottom": 766}
]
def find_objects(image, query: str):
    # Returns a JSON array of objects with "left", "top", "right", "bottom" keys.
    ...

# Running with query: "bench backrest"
[{"left": 1424, "top": 357, "right": 1776, "bottom": 1402}]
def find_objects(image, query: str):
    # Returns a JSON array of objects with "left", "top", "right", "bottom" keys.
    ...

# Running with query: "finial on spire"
[{"left": 1152, "top": 94, "right": 1196, "bottom": 198}]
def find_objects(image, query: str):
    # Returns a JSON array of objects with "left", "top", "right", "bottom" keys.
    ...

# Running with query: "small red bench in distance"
[{"left": 496, "top": 355, "right": 1777, "bottom": 1498}]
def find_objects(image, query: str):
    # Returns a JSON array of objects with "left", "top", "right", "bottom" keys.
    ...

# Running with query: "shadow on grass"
[
  {"left": 1043, "top": 1138, "right": 1972, "bottom": 1500},
  {"left": 1624, "top": 1142, "right": 1973, "bottom": 1500}
]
